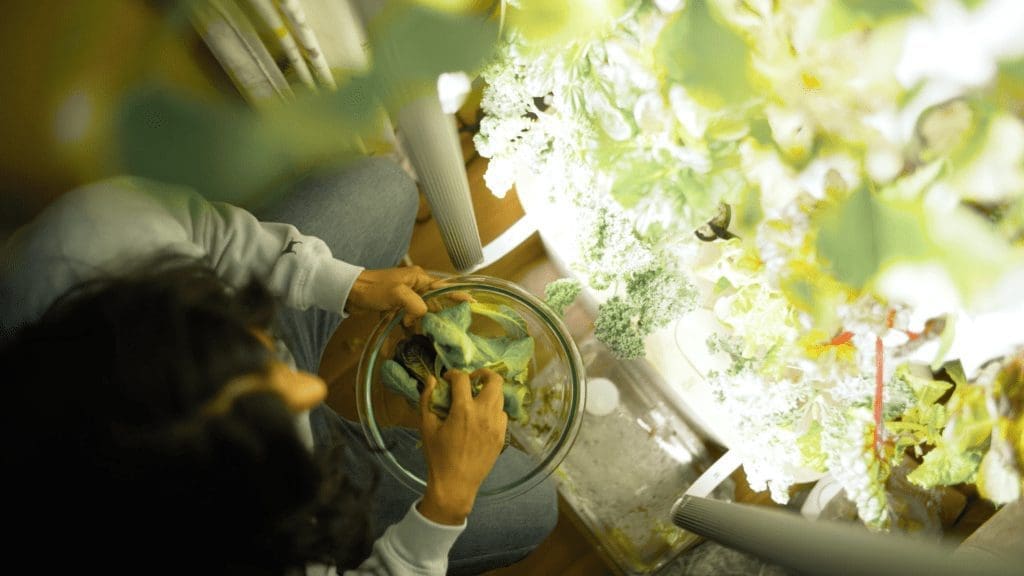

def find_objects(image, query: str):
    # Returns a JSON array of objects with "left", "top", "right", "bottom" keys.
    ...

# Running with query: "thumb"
[{"left": 396, "top": 284, "right": 428, "bottom": 327}]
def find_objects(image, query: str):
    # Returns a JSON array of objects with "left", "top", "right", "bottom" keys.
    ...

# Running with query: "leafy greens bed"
[{"left": 381, "top": 300, "right": 535, "bottom": 422}]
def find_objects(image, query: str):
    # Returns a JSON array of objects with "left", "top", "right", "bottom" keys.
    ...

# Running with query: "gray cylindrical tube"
[
  {"left": 670, "top": 495, "right": 1016, "bottom": 576},
  {"left": 395, "top": 93, "right": 484, "bottom": 272}
]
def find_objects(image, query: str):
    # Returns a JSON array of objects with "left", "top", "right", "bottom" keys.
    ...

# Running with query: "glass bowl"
[{"left": 356, "top": 274, "right": 586, "bottom": 502}]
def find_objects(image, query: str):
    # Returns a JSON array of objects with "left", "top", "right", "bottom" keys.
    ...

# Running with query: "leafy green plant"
[
  {"left": 477, "top": 0, "right": 1024, "bottom": 528},
  {"left": 382, "top": 300, "right": 534, "bottom": 421}
]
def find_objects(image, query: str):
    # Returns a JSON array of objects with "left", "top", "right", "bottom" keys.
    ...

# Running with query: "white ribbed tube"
[
  {"left": 275, "top": 0, "right": 336, "bottom": 89},
  {"left": 670, "top": 495, "right": 1017, "bottom": 575},
  {"left": 192, "top": 0, "right": 293, "bottom": 106},
  {"left": 247, "top": 0, "right": 315, "bottom": 89},
  {"left": 395, "top": 93, "right": 483, "bottom": 272}
]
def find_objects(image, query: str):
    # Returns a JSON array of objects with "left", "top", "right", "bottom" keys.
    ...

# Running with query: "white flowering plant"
[{"left": 473, "top": 0, "right": 1024, "bottom": 530}]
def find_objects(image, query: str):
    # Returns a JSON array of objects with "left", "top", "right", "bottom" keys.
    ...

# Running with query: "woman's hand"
[
  {"left": 417, "top": 369, "right": 508, "bottom": 525},
  {"left": 346, "top": 266, "right": 442, "bottom": 323}
]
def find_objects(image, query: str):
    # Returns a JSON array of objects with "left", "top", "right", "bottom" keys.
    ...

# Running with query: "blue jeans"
[{"left": 255, "top": 157, "right": 558, "bottom": 575}]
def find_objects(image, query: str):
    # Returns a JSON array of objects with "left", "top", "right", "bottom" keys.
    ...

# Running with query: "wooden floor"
[{"left": 317, "top": 115, "right": 618, "bottom": 576}]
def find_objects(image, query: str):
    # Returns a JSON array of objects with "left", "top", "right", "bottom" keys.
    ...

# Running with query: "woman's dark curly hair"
[{"left": 1, "top": 255, "right": 375, "bottom": 574}]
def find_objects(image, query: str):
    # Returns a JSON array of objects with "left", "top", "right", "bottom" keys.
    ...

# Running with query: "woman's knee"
[
  {"left": 453, "top": 450, "right": 560, "bottom": 553},
  {"left": 344, "top": 156, "right": 419, "bottom": 267},
  {"left": 447, "top": 477, "right": 558, "bottom": 575}
]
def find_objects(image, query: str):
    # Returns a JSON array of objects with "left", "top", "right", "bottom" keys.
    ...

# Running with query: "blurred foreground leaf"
[
  {"left": 819, "top": 0, "right": 923, "bottom": 38},
  {"left": 116, "top": 4, "right": 497, "bottom": 204},
  {"left": 995, "top": 58, "right": 1024, "bottom": 116},
  {"left": 816, "top": 186, "right": 930, "bottom": 290},
  {"left": 655, "top": 0, "right": 754, "bottom": 108},
  {"left": 816, "top": 184, "right": 1020, "bottom": 300},
  {"left": 505, "top": 0, "right": 625, "bottom": 49}
]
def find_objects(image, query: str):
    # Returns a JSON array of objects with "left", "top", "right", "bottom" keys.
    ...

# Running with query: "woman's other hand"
[
  {"left": 346, "top": 266, "right": 442, "bottom": 322},
  {"left": 417, "top": 368, "right": 508, "bottom": 525}
]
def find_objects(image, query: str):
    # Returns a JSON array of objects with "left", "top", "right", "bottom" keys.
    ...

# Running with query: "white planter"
[{"left": 514, "top": 171, "right": 736, "bottom": 449}]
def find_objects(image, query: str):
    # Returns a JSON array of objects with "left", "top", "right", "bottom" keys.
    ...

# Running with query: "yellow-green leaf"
[
  {"left": 506, "top": 0, "right": 625, "bottom": 48},
  {"left": 655, "top": 0, "right": 754, "bottom": 108},
  {"left": 819, "top": 0, "right": 923, "bottom": 38},
  {"left": 815, "top": 186, "right": 931, "bottom": 290},
  {"left": 907, "top": 445, "right": 982, "bottom": 487}
]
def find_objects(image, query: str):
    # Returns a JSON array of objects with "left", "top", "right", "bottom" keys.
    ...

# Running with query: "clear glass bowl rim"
[{"left": 355, "top": 274, "right": 587, "bottom": 502}]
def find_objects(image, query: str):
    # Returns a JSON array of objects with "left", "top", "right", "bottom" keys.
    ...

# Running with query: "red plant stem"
[
  {"left": 830, "top": 331, "right": 854, "bottom": 346},
  {"left": 873, "top": 335, "right": 884, "bottom": 458}
]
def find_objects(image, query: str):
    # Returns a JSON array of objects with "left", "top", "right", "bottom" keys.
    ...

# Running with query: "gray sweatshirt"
[{"left": 0, "top": 176, "right": 464, "bottom": 575}]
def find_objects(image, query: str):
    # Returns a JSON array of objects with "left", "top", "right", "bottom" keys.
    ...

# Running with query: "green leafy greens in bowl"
[
  {"left": 381, "top": 300, "right": 534, "bottom": 421},
  {"left": 357, "top": 275, "right": 586, "bottom": 502}
]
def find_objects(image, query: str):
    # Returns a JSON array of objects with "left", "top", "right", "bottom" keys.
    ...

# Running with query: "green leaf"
[
  {"left": 470, "top": 334, "right": 534, "bottom": 385},
  {"left": 797, "top": 421, "right": 828, "bottom": 472},
  {"left": 815, "top": 185, "right": 932, "bottom": 290},
  {"left": 506, "top": 0, "right": 626, "bottom": 48},
  {"left": 907, "top": 445, "right": 983, "bottom": 487},
  {"left": 610, "top": 159, "right": 665, "bottom": 209},
  {"left": 381, "top": 360, "right": 421, "bottom": 405},
  {"left": 116, "top": 87, "right": 298, "bottom": 204},
  {"left": 996, "top": 58, "right": 1024, "bottom": 109},
  {"left": 878, "top": 161, "right": 946, "bottom": 202},
  {"left": 663, "top": 169, "right": 715, "bottom": 229},
  {"left": 502, "top": 383, "right": 531, "bottom": 422},
  {"left": 819, "top": 0, "right": 922, "bottom": 38},
  {"left": 730, "top": 182, "right": 763, "bottom": 238},
  {"left": 655, "top": 1, "right": 754, "bottom": 107},
  {"left": 925, "top": 206, "right": 1021, "bottom": 301},
  {"left": 946, "top": 384, "right": 994, "bottom": 449},
  {"left": 819, "top": 179, "right": 1019, "bottom": 300},
  {"left": 116, "top": 4, "right": 496, "bottom": 203},
  {"left": 915, "top": 98, "right": 995, "bottom": 167},
  {"left": 943, "top": 360, "right": 968, "bottom": 389},
  {"left": 368, "top": 4, "right": 498, "bottom": 112},
  {"left": 436, "top": 300, "right": 473, "bottom": 331},
  {"left": 382, "top": 359, "right": 452, "bottom": 416},
  {"left": 422, "top": 302, "right": 478, "bottom": 367},
  {"left": 422, "top": 301, "right": 534, "bottom": 386},
  {"left": 469, "top": 302, "right": 528, "bottom": 338},
  {"left": 932, "top": 315, "right": 957, "bottom": 372},
  {"left": 842, "top": 0, "right": 922, "bottom": 19},
  {"left": 901, "top": 366, "right": 952, "bottom": 406},
  {"left": 396, "top": 299, "right": 535, "bottom": 418}
]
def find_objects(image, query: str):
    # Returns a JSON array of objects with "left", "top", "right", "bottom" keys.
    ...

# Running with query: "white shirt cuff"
[
  {"left": 381, "top": 499, "right": 466, "bottom": 572},
  {"left": 308, "top": 258, "right": 363, "bottom": 318}
]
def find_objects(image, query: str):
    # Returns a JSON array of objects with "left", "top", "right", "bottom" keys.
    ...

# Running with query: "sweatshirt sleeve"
[
  {"left": 306, "top": 500, "right": 466, "bottom": 576},
  {"left": 1, "top": 176, "right": 363, "bottom": 331},
  {"left": 184, "top": 185, "right": 364, "bottom": 314}
]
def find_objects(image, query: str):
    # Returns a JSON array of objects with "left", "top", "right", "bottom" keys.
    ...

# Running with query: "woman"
[{"left": 0, "top": 157, "right": 557, "bottom": 575}]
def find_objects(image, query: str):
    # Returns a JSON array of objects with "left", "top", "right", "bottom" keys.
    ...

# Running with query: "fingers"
[
  {"left": 402, "top": 265, "right": 437, "bottom": 293},
  {"left": 351, "top": 267, "right": 441, "bottom": 315},
  {"left": 427, "top": 277, "right": 454, "bottom": 291},
  {"left": 395, "top": 284, "right": 428, "bottom": 327},
  {"left": 471, "top": 368, "right": 504, "bottom": 409},
  {"left": 420, "top": 376, "right": 441, "bottom": 433},
  {"left": 446, "top": 290, "right": 476, "bottom": 303},
  {"left": 445, "top": 369, "right": 473, "bottom": 415},
  {"left": 426, "top": 291, "right": 477, "bottom": 314}
]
